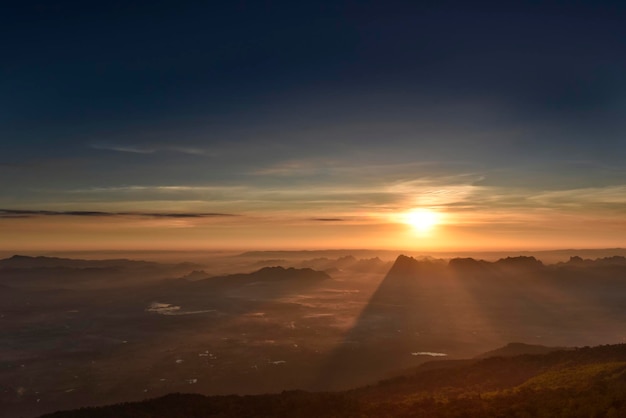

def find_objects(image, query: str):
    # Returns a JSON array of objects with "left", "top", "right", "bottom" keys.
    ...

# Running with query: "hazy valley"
[{"left": 2, "top": 250, "right": 626, "bottom": 417}]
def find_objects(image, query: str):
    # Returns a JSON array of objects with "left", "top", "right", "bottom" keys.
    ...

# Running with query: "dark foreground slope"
[{"left": 42, "top": 343, "right": 626, "bottom": 418}]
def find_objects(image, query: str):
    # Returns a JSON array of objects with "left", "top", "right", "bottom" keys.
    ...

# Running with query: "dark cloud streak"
[{"left": 0, "top": 209, "right": 237, "bottom": 219}]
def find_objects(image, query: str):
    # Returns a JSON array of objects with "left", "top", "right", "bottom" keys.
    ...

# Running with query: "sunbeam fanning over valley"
[{"left": 2, "top": 1, "right": 626, "bottom": 416}]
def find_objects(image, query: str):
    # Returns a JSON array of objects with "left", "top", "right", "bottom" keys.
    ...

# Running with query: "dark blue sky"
[
  {"left": 1, "top": 1, "right": 625, "bottom": 249},
  {"left": 4, "top": 1, "right": 625, "bottom": 155}
]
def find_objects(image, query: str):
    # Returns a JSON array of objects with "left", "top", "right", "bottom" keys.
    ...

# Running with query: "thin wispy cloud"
[
  {"left": 251, "top": 159, "right": 480, "bottom": 179},
  {"left": 66, "top": 185, "right": 247, "bottom": 193},
  {"left": 91, "top": 144, "right": 156, "bottom": 154},
  {"left": 90, "top": 143, "right": 215, "bottom": 156},
  {"left": 167, "top": 146, "right": 214, "bottom": 156}
]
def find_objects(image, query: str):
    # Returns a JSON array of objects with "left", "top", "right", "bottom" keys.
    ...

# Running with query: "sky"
[{"left": 1, "top": 1, "right": 625, "bottom": 252}]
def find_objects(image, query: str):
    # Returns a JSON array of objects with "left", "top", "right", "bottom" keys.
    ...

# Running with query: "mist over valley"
[{"left": 3, "top": 250, "right": 626, "bottom": 417}]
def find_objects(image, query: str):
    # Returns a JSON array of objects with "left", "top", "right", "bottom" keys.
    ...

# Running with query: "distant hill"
[
  {"left": 494, "top": 256, "right": 544, "bottom": 271},
  {"left": 294, "top": 256, "right": 391, "bottom": 273},
  {"left": 392, "top": 342, "right": 571, "bottom": 377},
  {"left": 380, "top": 253, "right": 626, "bottom": 276},
  {"left": 475, "top": 342, "right": 571, "bottom": 359},
  {"left": 560, "top": 255, "right": 626, "bottom": 267},
  {"left": 0, "top": 255, "right": 204, "bottom": 289},
  {"left": 197, "top": 266, "right": 331, "bottom": 287},
  {"left": 0, "top": 255, "right": 201, "bottom": 270},
  {"left": 179, "top": 270, "right": 210, "bottom": 280},
  {"left": 41, "top": 343, "right": 626, "bottom": 417},
  {"left": 0, "top": 255, "right": 155, "bottom": 269},
  {"left": 236, "top": 248, "right": 626, "bottom": 264}
]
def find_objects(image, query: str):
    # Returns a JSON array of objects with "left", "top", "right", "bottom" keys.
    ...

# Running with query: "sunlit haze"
[{"left": 402, "top": 209, "right": 441, "bottom": 234}]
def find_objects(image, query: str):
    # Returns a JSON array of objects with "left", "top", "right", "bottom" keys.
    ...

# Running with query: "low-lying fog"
[{"left": 2, "top": 249, "right": 626, "bottom": 418}]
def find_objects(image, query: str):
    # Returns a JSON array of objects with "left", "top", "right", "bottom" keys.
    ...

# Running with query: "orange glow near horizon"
[{"left": 0, "top": 207, "right": 625, "bottom": 253}]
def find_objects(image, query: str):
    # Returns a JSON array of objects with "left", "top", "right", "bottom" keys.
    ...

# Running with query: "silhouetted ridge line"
[
  {"left": 254, "top": 266, "right": 330, "bottom": 281},
  {"left": 0, "top": 255, "right": 200, "bottom": 270},
  {"left": 494, "top": 256, "right": 544, "bottom": 270},
  {"left": 386, "top": 254, "right": 418, "bottom": 276},
  {"left": 0, "top": 255, "right": 153, "bottom": 269},
  {"left": 448, "top": 257, "right": 491, "bottom": 272},
  {"left": 198, "top": 266, "right": 331, "bottom": 285},
  {"left": 386, "top": 255, "right": 446, "bottom": 278},
  {"left": 561, "top": 255, "right": 626, "bottom": 267}
]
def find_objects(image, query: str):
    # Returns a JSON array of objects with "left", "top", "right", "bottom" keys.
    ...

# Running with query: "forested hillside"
[{"left": 42, "top": 344, "right": 626, "bottom": 418}]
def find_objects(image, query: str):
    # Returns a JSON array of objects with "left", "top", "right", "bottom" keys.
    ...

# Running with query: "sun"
[{"left": 403, "top": 209, "right": 440, "bottom": 232}]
